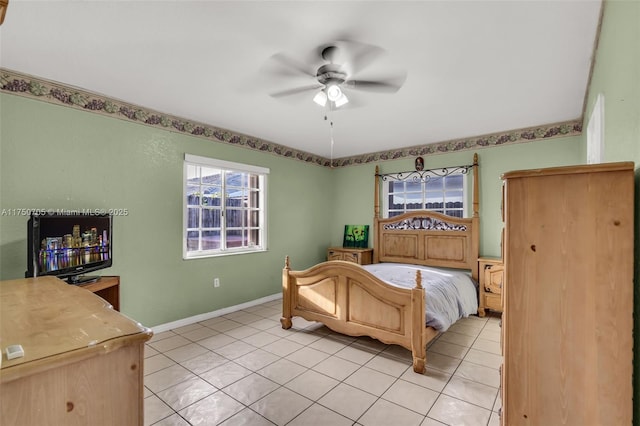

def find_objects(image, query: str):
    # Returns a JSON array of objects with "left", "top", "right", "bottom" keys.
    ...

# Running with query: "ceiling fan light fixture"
[
  {"left": 334, "top": 93, "right": 349, "bottom": 107},
  {"left": 326, "top": 84, "right": 342, "bottom": 102},
  {"left": 313, "top": 90, "right": 327, "bottom": 107}
]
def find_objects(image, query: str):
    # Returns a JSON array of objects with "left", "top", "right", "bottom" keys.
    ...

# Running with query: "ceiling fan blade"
[
  {"left": 344, "top": 74, "right": 407, "bottom": 93},
  {"left": 334, "top": 40, "right": 386, "bottom": 76},
  {"left": 262, "top": 53, "right": 316, "bottom": 78},
  {"left": 269, "top": 84, "right": 322, "bottom": 98}
]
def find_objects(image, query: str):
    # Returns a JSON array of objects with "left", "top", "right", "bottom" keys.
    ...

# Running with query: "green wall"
[
  {"left": 0, "top": 94, "right": 335, "bottom": 327},
  {"left": 583, "top": 1, "right": 640, "bottom": 164},
  {"left": 330, "top": 138, "right": 583, "bottom": 257},
  {"left": 0, "top": 92, "right": 584, "bottom": 329},
  {"left": 582, "top": 0, "right": 640, "bottom": 423}
]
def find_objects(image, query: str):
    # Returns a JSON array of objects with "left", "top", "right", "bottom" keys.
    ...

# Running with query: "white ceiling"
[{"left": 0, "top": 0, "right": 602, "bottom": 160}]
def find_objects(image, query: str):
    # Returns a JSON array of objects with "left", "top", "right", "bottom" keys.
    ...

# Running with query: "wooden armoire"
[{"left": 501, "top": 162, "right": 634, "bottom": 425}]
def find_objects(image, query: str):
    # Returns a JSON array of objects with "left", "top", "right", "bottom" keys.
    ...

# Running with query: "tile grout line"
[{"left": 145, "top": 307, "right": 501, "bottom": 425}]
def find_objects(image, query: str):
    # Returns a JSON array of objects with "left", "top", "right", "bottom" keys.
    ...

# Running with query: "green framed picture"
[{"left": 343, "top": 225, "right": 369, "bottom": 248}]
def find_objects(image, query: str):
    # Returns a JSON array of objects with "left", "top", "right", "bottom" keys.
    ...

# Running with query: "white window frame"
[
  {"left": 183, "top": 154, "right": 269, "bottom": 259},
  {"left": 382, "top": 170, "right": 468, "bottom": 218}
]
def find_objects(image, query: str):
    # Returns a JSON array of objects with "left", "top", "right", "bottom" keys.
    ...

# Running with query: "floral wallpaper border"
[{"left": 0, "top": 68, "right": 582, "bottom": 168}]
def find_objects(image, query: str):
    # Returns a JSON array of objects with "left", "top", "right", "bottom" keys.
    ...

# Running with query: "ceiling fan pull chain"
[
  {"left": 330, "top": 120, "right": 335, "bottom": 167},
  {"left": 326, "top": 106, "right": 335, "bottom": 168}
]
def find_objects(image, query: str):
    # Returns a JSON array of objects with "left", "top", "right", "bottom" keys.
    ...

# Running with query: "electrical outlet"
[{"left": 214, "top": 278, "right": 220, "bottom": 288}]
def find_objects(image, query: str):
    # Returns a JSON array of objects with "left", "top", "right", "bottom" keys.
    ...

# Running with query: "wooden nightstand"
[
  {"left": 327, "top": 247, "right": 373, "bottom": 265},
  {"left": 478, "top": 257, "right": 504, "bottom": 316}
]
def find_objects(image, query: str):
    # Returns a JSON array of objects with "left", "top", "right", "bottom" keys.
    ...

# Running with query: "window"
[
  {"left": 383, "top": 171, "right": 467, "bottom": 218},
  {"left": 183, "top": 154, "right": 268, "bottom": 259}
]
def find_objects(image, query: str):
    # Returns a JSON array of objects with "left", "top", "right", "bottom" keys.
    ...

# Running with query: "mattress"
[{"left": 362, "top": 263, "right": 478, "bottom": 332}]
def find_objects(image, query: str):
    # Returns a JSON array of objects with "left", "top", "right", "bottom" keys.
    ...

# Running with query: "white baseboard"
[{"left": 152, "top": 293, "right": 282, "bottom": 334}]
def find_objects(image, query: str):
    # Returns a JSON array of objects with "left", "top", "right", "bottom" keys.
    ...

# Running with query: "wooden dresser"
[
  {"left": 327, "top": 247, "right": 373, "bottom": 265},
  {"left": 0, "top": 276, "right": 152, "bottom": 425},
  {"left": 501, "top": 162, "right": 634, "bottom": 425}
]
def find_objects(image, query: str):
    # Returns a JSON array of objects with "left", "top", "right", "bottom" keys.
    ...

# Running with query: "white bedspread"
[{"left": 361, "top": 263, "right": 478, "bottom": 332}]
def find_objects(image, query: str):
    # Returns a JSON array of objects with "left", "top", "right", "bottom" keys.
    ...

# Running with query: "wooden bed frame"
[{"left": 281, "top": 154, "right": 479, "bottom": 373}]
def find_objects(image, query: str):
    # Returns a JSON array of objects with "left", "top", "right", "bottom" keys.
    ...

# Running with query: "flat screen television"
[{"left": 26, "top": 212, "right": 113, "bottom": 284}]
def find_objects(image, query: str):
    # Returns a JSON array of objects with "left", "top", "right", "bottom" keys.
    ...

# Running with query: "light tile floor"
[{"left": 144, "top": 300, "right": 502, "bottom": 426}]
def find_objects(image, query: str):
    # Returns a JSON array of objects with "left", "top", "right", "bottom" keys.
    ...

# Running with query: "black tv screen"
[{"left": 26, "top": 212, "right": 112, "bottom": 283}]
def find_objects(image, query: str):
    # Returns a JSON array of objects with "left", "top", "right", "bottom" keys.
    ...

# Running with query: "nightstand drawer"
[
  {"left": 484, "top": 293, "right": 502, "bottom": 311},
  {"left": 484, "top": 264, "right": 504, "bottom": 294},
  {"left": 343, "top": 251, "right": 363, "bottom": 264},
  {"left": 327, "top": 250, "right": 343, "bottom": 261},
  {"left": 478, "top": 257, "right": 504, "bottom": 316},
  {"left": 327, "top": 247, "right": 373, "bottom": 265}
]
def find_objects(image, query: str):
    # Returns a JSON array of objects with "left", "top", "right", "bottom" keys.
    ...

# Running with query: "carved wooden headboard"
[{"left": 373, "top": 154, "right": 479, "bottom": 281}]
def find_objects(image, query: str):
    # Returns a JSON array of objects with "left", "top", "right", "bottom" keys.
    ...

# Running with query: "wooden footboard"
[{"left": 281, "top": 256, "right": 437, "bottom": 373}]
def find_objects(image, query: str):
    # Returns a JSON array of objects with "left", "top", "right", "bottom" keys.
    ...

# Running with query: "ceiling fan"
[{"left": 264, "top": 40, "right": 407, "bottom": 109}]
